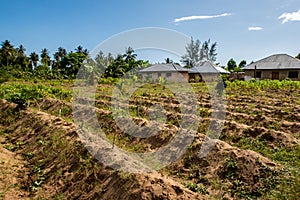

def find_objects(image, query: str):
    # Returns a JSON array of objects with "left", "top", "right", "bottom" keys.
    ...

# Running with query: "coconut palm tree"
[
  {"left": 53, "top": 47, "right": 67, "bottom": 71},
  {"left": 123, "top": 47, "right": 137, "bottom": 62},
  {"left": 54, "top": 47, "right": 67, "bottom": 61},
  {"left": 40, "top": 48, "right": 51, "bottom": 66},
  {"left": 17, "top": 45, "right": 26, "bottom": 55},
  {"left": 29, "top": 52, "right": 39, "bottom": 69},
  {"left": 75, "top": 45, "right": 88, "bottom": 55},
  {"left": 0, "top": 40, "right": 16, "bottom": 66},
  {"left": 16, "top": 45, "right": 30, "bottom": 70}
]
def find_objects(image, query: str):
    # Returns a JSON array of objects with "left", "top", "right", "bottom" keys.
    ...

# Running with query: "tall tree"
[
  {"left": 208, "top": 40, "right": 217, "bottom": 61},
  {"left": 40, "top": 48, "right": 51, "bottom": 66},
  {"left": 200, "top": 39, "right": 217, "bottom": 61},
  {"left": 0, "top": 40, "right": 16, "bottom": 66},
  {"left": 123, "top": 47, "right": 137, "bottom": 62},
  {"left": 75, "top": 45, "right": 88, "bottom": 55},
  {"left": 16, "top": 45, "right": 30, "bottom": 70},
  {"left": 122, "top": 47, "right": 138, "bottom": 72},
  {"left": 165, "top": 58, "right": 173, "bottom": 64},
  {"left": 95, "top": 51, "right": 106, "bottom": 67},
  {"left": 227, "top": 58, "right": 237, "bottom": 71},
  {"left": 94, "top": 51, "right": 114, "bottom": 71},
  {"left": 238, "top": 60, "right": 247, "bottom": 68},
  {"left": 17, "top": 44, "right": 26, "bottom": 55},
  {"left": 181, "top": 38, "right": 218, "bottom": 67},
  {"left": 103, "top": 48, "right": 148, "bottom": 78},
  {"left": 60, "top": 49, "right": 88, "bottom": 78},
  {"left": 29, "top": 52, "right": 39, "bottom": 68},
  {"left": 53, "top": 47, "right": 67, "bottom": 70},
  {"left": 181, "top": 37, "right": 201, "bottom": 67},
  {"left": 105, "top": 54, "right": 127, "bottom": 78}
]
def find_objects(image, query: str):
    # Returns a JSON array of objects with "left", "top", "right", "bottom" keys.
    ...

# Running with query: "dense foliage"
[
  {"left": 0, "top": 83, "right": 72, "bottom": 108},
  {"left": 226, "top": 79, "right": 300, "bottom": 90},
  {"left": 0, "top": 40, "right": 148, "bottom": 82}
]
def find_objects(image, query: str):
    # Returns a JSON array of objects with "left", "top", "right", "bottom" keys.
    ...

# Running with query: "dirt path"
[{"left": 0, "top": 137, "right": 28, "bottom": 200}]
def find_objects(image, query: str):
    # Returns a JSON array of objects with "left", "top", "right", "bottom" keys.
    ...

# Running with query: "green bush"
[
  {"left": 226, "top": 79, "right": 300, "bottom": 91},
  {"left": 0, "top": 83, "right": 72, "bottom": 108},
  {"left": 98, "top": 77, "right": 119, "bottom": 84}
]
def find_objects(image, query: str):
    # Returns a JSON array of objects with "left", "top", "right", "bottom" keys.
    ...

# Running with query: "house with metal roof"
[
  {"left": 187, "top": 61, "right": 229, "bottom": 82},
  {"left": 139, "top": 63, "right": 190, "bottom": 82},
  {"left": 139, "top": 61, "right": 229, "bottom": 82},
  {"left": 243, "top": 54, "right": 300, "bottom": 80}
]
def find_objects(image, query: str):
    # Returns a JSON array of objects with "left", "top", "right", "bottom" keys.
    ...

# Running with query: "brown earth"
[
  {"left": 0, "top": 135, "right": 29, "bottom": 200},
  {"left": 0, "top": 83, "right": 299, "bottom": 199},
  {"left": 0, "top": 99, "right": 201, "bottom": 199}
]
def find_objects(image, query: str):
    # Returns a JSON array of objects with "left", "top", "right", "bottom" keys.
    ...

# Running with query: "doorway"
[{"left": 272, "top": 72, "right": 279, "bottom": 80}]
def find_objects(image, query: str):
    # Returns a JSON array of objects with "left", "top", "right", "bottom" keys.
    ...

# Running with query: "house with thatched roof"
[{"left": 243, "top": 54, "right": 300, "bottom": 80}]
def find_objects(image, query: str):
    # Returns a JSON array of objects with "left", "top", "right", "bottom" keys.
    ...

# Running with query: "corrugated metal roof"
[
  {"left": 215, "top": 65, "right": 230, "bottom": 74},
  {"left": 139, "top": 61, "right": 229, "bottom": 74},
  {"left": 189, "top": 61, "right": 229, "bottom": 74},
  {"left": 139, "top": 63, "right": 189, "bottom": 73},
  {"left": 243, "top": 54, "right": 300, "bottom": 70}
]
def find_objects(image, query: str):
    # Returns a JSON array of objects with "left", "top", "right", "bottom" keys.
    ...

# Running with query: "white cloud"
[
  {"left": 174, "top": 13, "right": 231, "bottom": 23},
  {"left": 279, "top": 9, "right": 300, "bottom": 24},
  {"left": 248, "top": 26, "right": 263, "bottom": 31}
]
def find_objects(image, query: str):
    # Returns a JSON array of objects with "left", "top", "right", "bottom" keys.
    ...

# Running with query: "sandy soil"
[{"left": 0, "top": 142, "right": 28, "bottom": 200}]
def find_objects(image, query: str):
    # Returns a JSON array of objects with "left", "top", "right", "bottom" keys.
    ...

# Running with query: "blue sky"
[{"left": 0, "top": 0, "right": 300, "bottom": 66}]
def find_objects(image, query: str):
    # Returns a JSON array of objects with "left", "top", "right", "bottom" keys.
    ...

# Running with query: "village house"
[
  {"left": 189, "top": 61, "right": 229, "bottom": 82},
  {"left": 243, "top": 54, "right": 300, "bottom": 80},
  {"left": 139, "top": 61, "right": 229, "bottom": 82},
  {"left": 138, "top": 63, "right": 190, "bottom": 82}
]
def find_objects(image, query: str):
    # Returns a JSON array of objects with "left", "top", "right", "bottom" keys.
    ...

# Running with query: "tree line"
[
  {"left": 0, "top": 40, "right": 148, "bottom": 82},
  {"left": 2, "top": 38, "right": 298, "bottom": 82}
]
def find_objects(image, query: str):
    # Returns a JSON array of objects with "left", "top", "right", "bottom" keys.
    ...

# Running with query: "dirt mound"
[
  {"left": 1, "top": 83, "right": 297, "bottom": 199},
  {"left": 132, "top": 173, "right": 201, "bottom": 199},
  {"left": 0, "top": 99, "right": 200, "bottom": 199},
  {"left": 0, "top": 142, "right": 29, "bottom": 200},
  {"left": 165, "top": 136, "right": 280, "bottom": 199}
]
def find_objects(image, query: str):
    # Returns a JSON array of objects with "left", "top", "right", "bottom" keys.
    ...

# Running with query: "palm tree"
[
  {"left": 165, "top": 58, "right": 173, "bottom": 64},
  {"left": 75, "top": 45, "right": 88, "bottom": 55},
  {"left": 40, "top": 48, "right": 51, "bottom": 66},
  {"left": 122, "top": 47, "right": 138, "bottom": 72},
  {"left": 16, "top": 45, "right": 30, "bottom": 70},
  {"left": 106, "top": 53, "right": 114, "bottom": 65},
  {"left": 123, "top": 47, "right": 137, "bottom": 62},
  {"left": 58, "top": 47, "right": 67, "bottom": 58},
  {"left": 53, "top": 47, "right": 67, "bottom": 70},
  {"left": 0, "top": 40, "right": 16, "bottom": 66},
  {"left": 54, "top": 47, "right": 67, "bottom": 61},
  {"left": 29, "top": 52, "right": 39, "bottom": 69},
  {"left": 104, "top": 54, "right": 126, "bottom": 78},
  {"left": 75, "top": 45, "right": 83, "bottom": 53},
  {"left": 17, "top": 45, "right": 26, "bottom": 55}
]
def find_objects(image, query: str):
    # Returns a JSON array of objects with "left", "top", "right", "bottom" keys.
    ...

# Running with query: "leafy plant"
[{"left": 185, "top": 182, "right": 208, "bottom": 194}]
